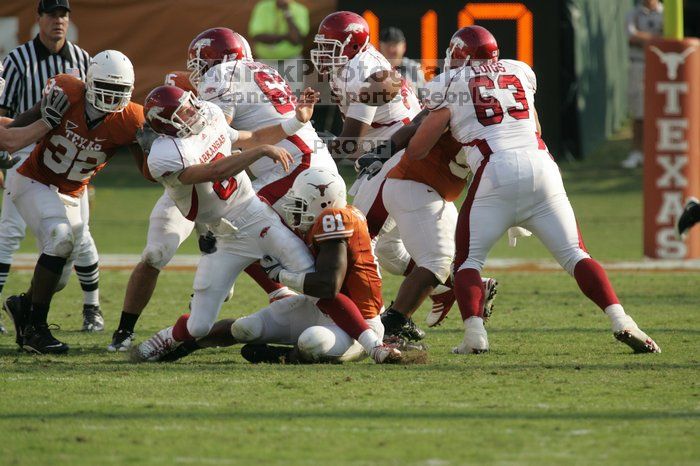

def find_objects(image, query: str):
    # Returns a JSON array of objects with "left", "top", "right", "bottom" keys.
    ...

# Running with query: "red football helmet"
[
  {"left": 187, "top": 27, "right": 252, "bottom": 85},
  {"left": 144, "top": 85, "right": 207, "bottom": 138},
  {"left": 445, "top": 26, "right": 499, "bottom": 70},
  {"left": 311, "top": 11, "right": 370, "bottom": 73}
]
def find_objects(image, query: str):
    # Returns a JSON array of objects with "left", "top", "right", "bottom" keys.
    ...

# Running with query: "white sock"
[
  {"left": 604, "top": 304, "right": 626, "bottom": 320},
  {"left": 464, "top": 316, "right": 485, "bottom": 330},
  {"left": 357, "top": 329, "right": 382, "bottom": 354},
  {"left": 83, "top": 289, "right": 99, "bottom": 307}
]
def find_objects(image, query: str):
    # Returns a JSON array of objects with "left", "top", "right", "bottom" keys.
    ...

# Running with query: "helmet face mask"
[
  {"left": 310, "top": 11, "right": 370, "bottom": 75},
  {"left": 86, "top": 50, "right": 135, "bottom": 113},
  {"left": 282, "top": 168, "right": 347, "bottom": 232}
]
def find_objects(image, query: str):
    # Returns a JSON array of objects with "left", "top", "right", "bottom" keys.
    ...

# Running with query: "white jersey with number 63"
[{"left": 424, "top": 59, "right": 544, "bottom": 173}]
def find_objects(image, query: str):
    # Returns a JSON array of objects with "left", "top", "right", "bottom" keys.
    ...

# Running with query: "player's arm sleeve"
[
  {"left": 147, "top": 139, "right": 187, "bottom": 185},
  {"left": 344, "top": 102, "right": 378, "bottom": 125},
  {"left": 198, "top": 67, "right": 237, "bottom": 120},
  {"left": 312, "top": 209, "right": 355, "bottom": 243}
]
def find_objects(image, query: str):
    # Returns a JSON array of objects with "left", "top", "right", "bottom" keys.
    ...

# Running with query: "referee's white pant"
[{"left": 0, "top": 147, "right": 99, "bottom": 267}]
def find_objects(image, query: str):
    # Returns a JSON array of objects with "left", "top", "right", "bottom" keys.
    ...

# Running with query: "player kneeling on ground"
[{"left": 133, "top": 168, "right": 404, "bottom": 364}]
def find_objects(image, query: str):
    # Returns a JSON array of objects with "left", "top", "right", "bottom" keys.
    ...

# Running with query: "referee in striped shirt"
[{"left": 0, "top": 0, "right": 105, "bottom": 334}]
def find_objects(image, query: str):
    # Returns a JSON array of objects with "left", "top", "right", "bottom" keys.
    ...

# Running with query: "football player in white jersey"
[
  {"left": 129, "top": 84, "right": 317, "bottom": 361},
  {"left": 405, "top": 26, "right": 660, "bottom": 354},
  {"left": 107, "top": 70, "right": 322, "bottom": 352},
  {"left": 311, "top": 11, "right": 498, "bottom": 342},
  {"left": 191, "top": 27, "right": 338, "bottom": 212}
]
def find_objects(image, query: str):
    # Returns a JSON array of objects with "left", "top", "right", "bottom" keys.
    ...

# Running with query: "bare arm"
[
  {"left": 127, "top": 142, "right": 156, "bottom": 182},
  {"left": 7, "top": 102, "right": 42, "bottom": 128},
  {"left": 301, "top": 240, "right": 348, "bottom": 299},
  {"left": 329, "top": 117, "right": 372, "bottom": 160},
  {"left": 535, "top": 108, "right": 542, "bottom": 135},
  {"left": 178, "top": 145, "right": 292, "bottom": 185},
  {"left": 404, "top": 108, "right": 451, "bottom": 161},
  {"left": 0, "top": 120, "right": 51, "bottom": 153}
]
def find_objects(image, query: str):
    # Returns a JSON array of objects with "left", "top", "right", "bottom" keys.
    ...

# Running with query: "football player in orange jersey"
[
  {"left": 2, "top": 50, "right": 147, "bottom": 354},
  {"left": 134, "top": 168, "right": 402, "bottom": 364}
]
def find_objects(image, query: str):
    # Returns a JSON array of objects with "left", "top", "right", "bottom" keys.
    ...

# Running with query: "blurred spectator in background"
[
  {"left": 379, "top": 27, "right": 425, "bottom": 94},
  {"left": 0, "top": 0, "right": 103, "bottom": 333},
  {"left": 248, "top": 0, "right": 309, "bottom": 93},
  {"left": 622, "top": 0, "right": 663, "bottom": 169}
]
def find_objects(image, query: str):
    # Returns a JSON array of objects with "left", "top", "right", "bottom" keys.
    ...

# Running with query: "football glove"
[
  {"left": 354, "top": 141, "right": 394, "bottom": 180},
  {"left": 136, "top": 125, "right": 159, "bottom": 156},
  {"left": 198, "top": 231, "right": 217, "bottom": 254},
  {"left": 40, "top": 84, "right": 69, "bottom": 129},
  {"left": 0, "top": 152, "right": 19, "bottom": 169},
  {"left": 260, "top": 255, "right": 284, "bottom": 282},
  {"left": 678, "top": 197, "right": 700, "bottom": 238}
]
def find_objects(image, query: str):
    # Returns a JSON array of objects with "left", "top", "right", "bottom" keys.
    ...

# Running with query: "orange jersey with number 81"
[
  {"left": 307, "top": 205, "right": 383, "bottom": 319},
  {"left": 18, "top": 74, "right": 144, "bottom": 197}
]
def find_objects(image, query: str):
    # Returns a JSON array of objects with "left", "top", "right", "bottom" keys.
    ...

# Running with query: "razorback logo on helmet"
[
  {"left": 308, "top": 181, "right": 334, "bottom": 196},
  {"left": 147, "top": 106, "right": 165, "bottom": 121},
  {"left": 344, "top": 23, "right": 366, "bottom": 33},
  {"left": 193, "top": 38, "right": 213, "bottom": 51}
]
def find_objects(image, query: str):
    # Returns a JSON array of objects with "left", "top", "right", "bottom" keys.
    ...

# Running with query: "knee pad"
[
  {"left": 141, "top": 241, "right": 176, "bottom": 271},
  {"left": 297, "top": 326, "right": 336, "bottom": 362},
  {"left": 185, "top": 315, "right": 214, "bottom": 339},
  {"left": 375, "top": 238, "right": 411, "bottom": 276},
  {"left": 230, "top": 315, "right": 264, "bottom": 342},
  {"left": 561, "top": 249, "right": 592, "bottom": 276},
  {"left": 46, "top": 222, "right": 75, "bottom": 258}
]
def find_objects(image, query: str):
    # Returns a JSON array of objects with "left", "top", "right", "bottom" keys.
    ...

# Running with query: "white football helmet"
[
  {"left": 0, "top": 61, "right": 5, "bottom": 96},
  {"left": 86, "top": 50, "right": 135, "bottom": 113},
  {"left": 283, "top": 168, "right": 347, "bottom": 231}
]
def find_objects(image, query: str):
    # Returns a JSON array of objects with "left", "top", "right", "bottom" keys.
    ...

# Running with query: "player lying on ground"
[
  {"left": 310, "top": 12, "right": 498, "bottom": 342},
  {"left": 133, "top": 168, "right": 403, "bottom": 364},
  {"left": 3, "top": 50, "right": 147, "bottom": 354},
  {"left": 405, "top": 26, "right": 660, "bottom": 354}
]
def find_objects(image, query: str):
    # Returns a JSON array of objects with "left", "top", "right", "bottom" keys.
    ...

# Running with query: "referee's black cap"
[
  {"left": 379, "top": 27, "right": 406, "bottom": 44},
  {"left": 38, "top": 0, "right": 71, "bottom": 14}
]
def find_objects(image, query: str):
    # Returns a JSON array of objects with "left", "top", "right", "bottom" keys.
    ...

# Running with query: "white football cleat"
[
  {"left": 129, "top": 326, "right": 181, "bottom": 362},
  {"left": 453, "top": 316, "right": 489, "bottom": 354},
  {"left": 426, "top": 288, "right": 456, "bottom": 327},
  {"left": 611, "top": 315, "right": 661, "bottom": 353},
  {"left": 370, "top": 343, "right": 403, "bottom": 363}
]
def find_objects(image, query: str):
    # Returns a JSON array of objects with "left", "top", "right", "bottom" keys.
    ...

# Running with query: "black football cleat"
[
  {"left": 23, "top": 324, "right": 69, "bottom": 354},
  {"left": 678, "top": 197, "right": 700, "bottom": 238},
  {"left": 3, "top": 294, "right": 30, "bottom": 348},
  {"left": 107, "top": 329, "right": 135, "bottom": 352},
  {"left": 82, "top": 305, "right": 104, "bottom": 332},
  {"left": 381, "top": 309, "right": 426, "bottom": 341},
  {"left": 240, "top": 344, "right": 293, "bottom": 364}
]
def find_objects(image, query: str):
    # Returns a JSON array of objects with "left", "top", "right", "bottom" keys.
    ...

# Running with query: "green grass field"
[{"left": 0, "top": 130, "right": 698, "bottom": 465}]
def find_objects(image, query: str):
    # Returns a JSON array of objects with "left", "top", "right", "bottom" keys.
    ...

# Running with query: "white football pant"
[
  {"left": 186, "top": 201, "right": 315, "bottom": 338},
  {"left": 231, "top": 294, "right": 384, "bottom": 362},
  {"left": 455, "top": 149, "right": 590, "bottom": 275}
]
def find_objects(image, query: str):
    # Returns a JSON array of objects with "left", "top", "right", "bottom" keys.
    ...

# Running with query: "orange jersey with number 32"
[
  {"left": 387, "top": 131, "right": 469, "bottom": 202},
  {"left": 18, "top": 74, "right": 144, "bottom": 197},
  {"left": 306, "top": 205, "right": 383, "bottom": 319}
]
